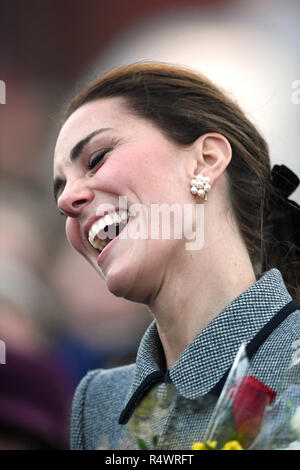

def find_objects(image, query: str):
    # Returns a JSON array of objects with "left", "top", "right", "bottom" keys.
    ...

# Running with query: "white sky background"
[{"left": 83, "top": 0, "right": 300, "bottom": 203}]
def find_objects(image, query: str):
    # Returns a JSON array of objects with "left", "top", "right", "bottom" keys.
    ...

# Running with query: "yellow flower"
[
  {"left": 191, "top": 441, "right": 217, "bottom": 450},
  {"left": 221, "top": 440, "right": 244, "bottom": 450}
]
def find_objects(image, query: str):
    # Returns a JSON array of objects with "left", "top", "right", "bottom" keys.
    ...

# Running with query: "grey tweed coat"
[{"left": 70, "top": 269, "right": 300, "bottom": 450}]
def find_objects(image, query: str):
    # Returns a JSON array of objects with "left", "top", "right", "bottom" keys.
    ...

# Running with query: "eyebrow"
[
  {"left": 70, "top": 128, "right": 112, "bottom": 162},
  {"left": 53, "top": 127, "right": 113, "bottom": 203}
]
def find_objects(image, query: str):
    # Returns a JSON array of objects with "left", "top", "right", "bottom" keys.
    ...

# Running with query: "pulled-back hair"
[{"left": 63, "top": 62, "right": 300, "bottom": 302}]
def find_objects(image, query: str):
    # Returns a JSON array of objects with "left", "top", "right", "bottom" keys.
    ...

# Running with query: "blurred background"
[{"left": 0, "top": 0, "right": 299, "bottom": 449}]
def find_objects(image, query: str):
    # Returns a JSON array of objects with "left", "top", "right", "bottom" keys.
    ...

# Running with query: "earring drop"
[{"left": 190, "top": 174, "right": 211, "bottom": 201}]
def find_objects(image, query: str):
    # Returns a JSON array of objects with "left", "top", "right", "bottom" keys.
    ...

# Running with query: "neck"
[{"left": 147, "top": 211, "right": 257, "bottom": 370}]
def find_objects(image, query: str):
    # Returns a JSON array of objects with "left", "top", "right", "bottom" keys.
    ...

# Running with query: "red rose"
[{"left": 230, "top": 376, "right": 276, "bottom": 447}]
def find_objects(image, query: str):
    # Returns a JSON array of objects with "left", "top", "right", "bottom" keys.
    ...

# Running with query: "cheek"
[{"left": 65, "top": 218, "right": 86, "bottom": 255}]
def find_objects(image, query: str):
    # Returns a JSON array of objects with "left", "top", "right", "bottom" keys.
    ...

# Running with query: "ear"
[{"left": 189, "top": 133, "right": 232, "bottom": 184}]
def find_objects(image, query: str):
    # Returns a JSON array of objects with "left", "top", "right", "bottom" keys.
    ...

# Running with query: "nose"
[{"left": 58, "top": 182, "right": 94, "bottom": 217}]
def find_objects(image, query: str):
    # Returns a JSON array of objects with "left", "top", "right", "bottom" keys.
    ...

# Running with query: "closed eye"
[{"left": 88, "top": 148, "right": 111, "bottom": 171}]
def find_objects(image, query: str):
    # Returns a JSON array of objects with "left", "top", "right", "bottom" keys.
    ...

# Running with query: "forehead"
[{"left": 54, "top": 96, "right": 131, "bottom": 168}]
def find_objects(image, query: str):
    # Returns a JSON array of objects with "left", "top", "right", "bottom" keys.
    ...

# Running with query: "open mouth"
[{"left": 88, "top": 210, "right": 129, "bottom": 253}]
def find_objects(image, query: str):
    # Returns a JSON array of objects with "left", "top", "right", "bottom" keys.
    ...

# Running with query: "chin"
[
  {"left": 105, "top": 264, "right": 148, "bottom": 304},
  {"left": 105, "top": 269, "right": 136, "bottom": 300}
]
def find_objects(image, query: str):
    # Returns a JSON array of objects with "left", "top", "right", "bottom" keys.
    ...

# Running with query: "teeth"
[
  {"left": 113, "top": 213, "right": 122, "bottom": 224},
  {"left": 88, "top": 218, "right": 106, "bottom": 245},
  {"left": 104, "top": 214, "right": 114, "bottom": 226},
  {"left": 91, "top": 237, "right": 107, "bottom": 250},
  {"left": 88, "top": 210, "right": 128, "bottom": 250}
]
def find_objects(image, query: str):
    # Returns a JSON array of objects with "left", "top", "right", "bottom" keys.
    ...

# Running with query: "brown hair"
[{"left": 64, "top": 62, "right": 300, "bottom": 302}]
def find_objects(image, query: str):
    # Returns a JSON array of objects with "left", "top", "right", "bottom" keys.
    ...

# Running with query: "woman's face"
[{"left": 53, "top": 97, "right": 195, "bottom": 302}]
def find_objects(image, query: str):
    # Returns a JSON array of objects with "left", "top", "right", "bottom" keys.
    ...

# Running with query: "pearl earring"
[{"left": 190, "top": 174, "right": 211, "bottom": 201}]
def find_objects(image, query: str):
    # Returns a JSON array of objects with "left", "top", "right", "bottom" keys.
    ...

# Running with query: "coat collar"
[
  {"left": 133, "top": 268, "right": 292, "bottom": 399},
  {"left": 119, "top": 269, "right": 293, "bottom": 424}
]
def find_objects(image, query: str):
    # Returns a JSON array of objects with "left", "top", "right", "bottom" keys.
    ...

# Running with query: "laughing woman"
[{"left": 53, "top": 63, "right": 300, "bottom": 450}]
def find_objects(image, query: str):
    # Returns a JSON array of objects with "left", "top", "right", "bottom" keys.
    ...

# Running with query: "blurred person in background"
[
  {"left": 0, "top": 260, "right": 73, "bottom": 449},
  {"left": 53, "top": 62, "right": 300, "bottom": 450},
  {"left": 0, "top": 347, "right": 71, "bottom": 450}
]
